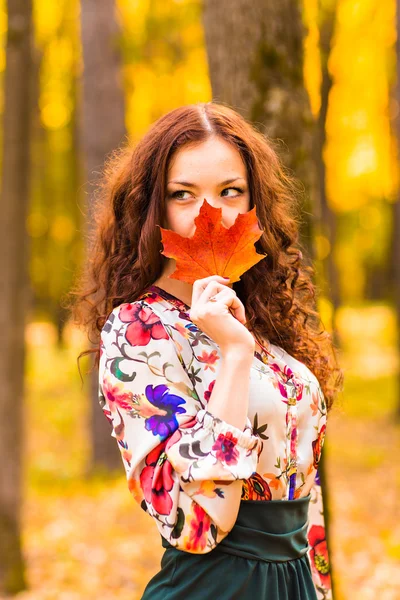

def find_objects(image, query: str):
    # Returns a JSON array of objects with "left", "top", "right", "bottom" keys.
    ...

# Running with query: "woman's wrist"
[{"left": 220, "top": 345, "right": 254, "bottom": 363}]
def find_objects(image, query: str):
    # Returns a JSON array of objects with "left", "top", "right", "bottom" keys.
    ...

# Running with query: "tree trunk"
[
  {"left": 79, "top": 0, "right": 127, "bottom": 471},
  {"left": 392, "top": 0, "right": 400, "bottom": 418},
  {"left": 202, "top": 0, "right": 317, "bottom": 262},
  {"left": 314, "top": 2, "right": 341, "bottom": 349},
  {"left": 202, "top": 2, "right": 337, "bottom": 595},
  {"left": 0, "top": 0, "right": 33, "bottom": 593}
]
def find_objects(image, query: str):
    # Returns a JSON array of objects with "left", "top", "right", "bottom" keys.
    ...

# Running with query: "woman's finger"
[
  {"left": 200, "top": 287, "right": 246, "bottom": 325},
  {"left": 191, "top": 275, "right": 230, "bottom": 305}
]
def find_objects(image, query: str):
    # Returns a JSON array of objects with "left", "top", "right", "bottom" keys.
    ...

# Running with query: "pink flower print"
[
  {"left": 183, "top": 503, "right": 212, "bottom": 552},
  {"left": 204, "top": 380, "right": 215, "bottom": 403},
  {"left": 270, "top": 363, "right": 303, "bottom": 404},
  {"left": 308, "top": 525, "right": 331, "bottom": 588},
  {"left": 290, "top": 423, "right": 297, "bottom": 455},
  {"left": 102, "top": 377, "right": 134, "bottom": 413},
  {"left": 212, "top": 431, "right": 239, "bottom": 465},
  {"left": 140, "top": 440, "right": 175, "bottom": 516},
  {"left": 119, "top": 303, "right": 169, "bottom": 346}
]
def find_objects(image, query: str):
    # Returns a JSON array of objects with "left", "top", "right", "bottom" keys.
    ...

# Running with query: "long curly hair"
[{"left": 67, "top": 101, "right": 343, "bottom": 411}]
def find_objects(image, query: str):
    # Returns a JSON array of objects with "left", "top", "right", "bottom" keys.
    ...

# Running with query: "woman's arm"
[
  {"left": 205, "top": 349, "right": 254, "bottom": 429},
  {"left": 165, "top": 348, "right": 256, "bottom": 532},
  {"left": 99, "top": 300, "right": 262, "bottom": 553}
]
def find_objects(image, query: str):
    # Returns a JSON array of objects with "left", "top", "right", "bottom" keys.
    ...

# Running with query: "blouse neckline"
[
  {"left": 148, "top": 284, "right": 191, "bottom": 310},
  {"left": 146, "top": 284, "right": 275, "bottom": 362}
]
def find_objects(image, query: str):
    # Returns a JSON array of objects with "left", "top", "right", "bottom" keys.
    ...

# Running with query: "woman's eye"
[
  {"left": 221, "top": 187, "right": 244, "bottom": 197},
  {"left": 170, "top": 187, "right": 244, "bottom": 200},
  {"left": 171, "top": 190, "right": 192, "bottom": 200}
]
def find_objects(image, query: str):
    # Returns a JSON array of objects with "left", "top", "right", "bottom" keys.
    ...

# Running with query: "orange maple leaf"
[{"left": 157, "top": 198, "right": 267, "bottom": 284}]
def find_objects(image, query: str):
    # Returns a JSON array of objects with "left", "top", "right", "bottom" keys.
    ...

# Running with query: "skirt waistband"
[{"left": 162, "top": 494, "right": 311, "bottom": 563}]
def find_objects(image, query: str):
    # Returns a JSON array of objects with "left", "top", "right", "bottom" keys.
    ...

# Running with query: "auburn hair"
[{"left": 66, "top": 101, "right": 343, "bottom": 411}]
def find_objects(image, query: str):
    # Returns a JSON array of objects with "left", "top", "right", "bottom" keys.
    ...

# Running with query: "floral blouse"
[{"left": 98, "top": 284, "right": 332, "bottom": 599}]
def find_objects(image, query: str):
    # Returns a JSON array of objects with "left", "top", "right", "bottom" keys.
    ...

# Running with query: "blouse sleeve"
[{"left": 98, "top": 300, "right": 262, "bottom": 554}]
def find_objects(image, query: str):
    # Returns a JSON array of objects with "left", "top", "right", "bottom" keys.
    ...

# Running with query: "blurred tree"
[
  {"left": 79, "top": 0, "right": 126, "bottom": 471},
  {"left": 202, "top": 1, "right": 337, "bottom": 595},
  {"left": 0, "top": 0, "right": 33, "bottom": 593},
  {"left": 314, "top": 0, "right": 341, "bottom": 345},
  {"left": 323, "top": 1, "right": 396, "bottom": 306},
  {"left": 392, "top": 0, "right": 400, "bottom": 417},
  {"left": 310, "top": 4, "right": 339, "bottom": 594},
  {"left": 202, "top": 0, "right": 317, "bottom": 263},
  {"left": 117, "top": 0, "right": 210, "bottom": 139},
  {"left": 30, "top": 0, "right": 83, "bottom": 343}
]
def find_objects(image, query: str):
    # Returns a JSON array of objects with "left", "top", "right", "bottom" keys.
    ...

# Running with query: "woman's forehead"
[{"left": 168, "top": 138, "right": 247, "bottom": 181}]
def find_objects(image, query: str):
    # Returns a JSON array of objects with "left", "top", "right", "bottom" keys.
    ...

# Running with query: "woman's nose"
[
  {"left": 200, "top": 197, "right": 230, "bottom": 226},
  {"left": 203, "top": 196, "right": 223, "bottom": 210}
]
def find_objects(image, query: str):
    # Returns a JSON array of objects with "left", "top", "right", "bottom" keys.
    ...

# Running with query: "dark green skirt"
[{"left": 141, "top": 494, "right": 317, "bottom": 599}]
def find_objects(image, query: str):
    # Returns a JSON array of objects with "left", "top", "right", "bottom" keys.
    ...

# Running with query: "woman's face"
[{"left": 164, "top": 136, "right": 250, "bottom": 237}]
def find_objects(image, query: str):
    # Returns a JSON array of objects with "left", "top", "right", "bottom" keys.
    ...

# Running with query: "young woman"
[{"left": 70, "top": 102, "right": 343, "bottom": 599}]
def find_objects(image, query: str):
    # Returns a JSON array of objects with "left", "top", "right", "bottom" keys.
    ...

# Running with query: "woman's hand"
[{"left": 189, "top": 275, "right": 255, "bottom": 357}]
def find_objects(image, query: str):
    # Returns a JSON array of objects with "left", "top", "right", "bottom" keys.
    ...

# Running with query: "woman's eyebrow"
[{"left": 167, "top": 177, "right": 246, "bottom": 187}]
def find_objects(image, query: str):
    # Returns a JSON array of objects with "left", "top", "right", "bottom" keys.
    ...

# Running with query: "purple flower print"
[{"left": 144, "top": 384, "right": 186, "bottom": 440}]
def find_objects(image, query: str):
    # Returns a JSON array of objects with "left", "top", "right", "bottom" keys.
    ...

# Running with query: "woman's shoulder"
[
  {"left": 269, "top": 342, "right": 322, "bottom": 393},
  {"left": 102, "top": 290, "right": 195, "bottom": 363},
  {"left": 103, "top": 287, "right": 186, "bottom": 330}
]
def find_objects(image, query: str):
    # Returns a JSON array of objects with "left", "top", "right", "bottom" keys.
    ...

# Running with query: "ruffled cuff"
[
  {"left": 165, "top": 409, "right": 262, "bottom": 482},
  {"left": 196, "top": 409, "right": 261, "bottom": 450}
]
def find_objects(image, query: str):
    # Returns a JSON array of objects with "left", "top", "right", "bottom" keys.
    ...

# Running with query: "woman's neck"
[{"left": 152, "top": 275, "right": 194, "bottom": 307}]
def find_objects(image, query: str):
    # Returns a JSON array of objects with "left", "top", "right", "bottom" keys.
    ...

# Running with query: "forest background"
[{"left": 0, "top": 0, "right": 399, "bottom": 599}]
